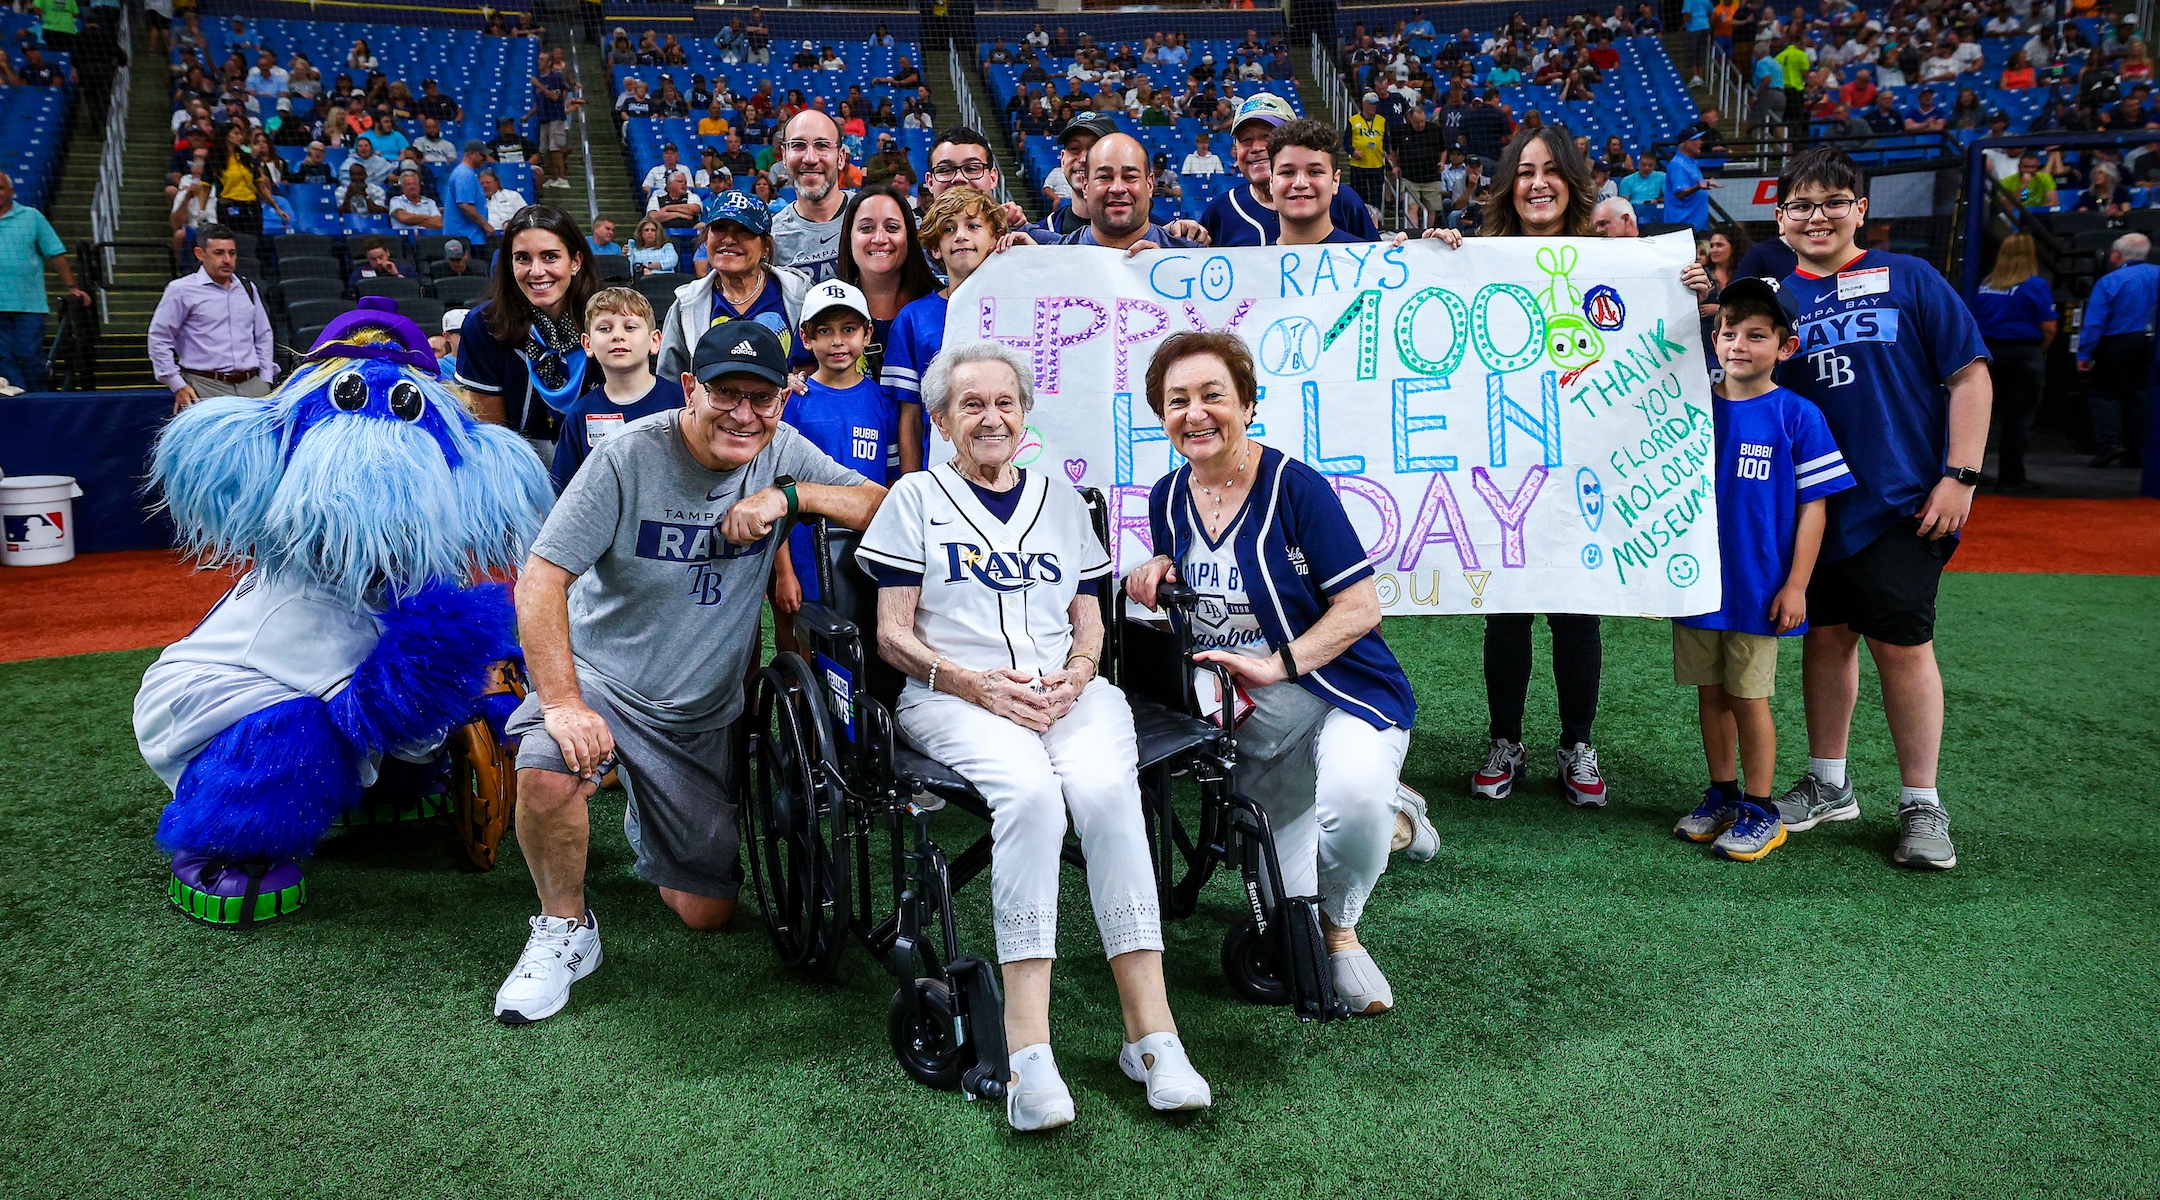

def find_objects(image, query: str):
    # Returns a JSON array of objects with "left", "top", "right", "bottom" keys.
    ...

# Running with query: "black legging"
[
  {"left": 1985, "top": 337, "right": 2045, "bottom": 485},
  {"left": 1483, "top": 613, "right": 1601, "bottom": 747}
]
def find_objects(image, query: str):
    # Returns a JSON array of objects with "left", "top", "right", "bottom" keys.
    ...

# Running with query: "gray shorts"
[
  {"left": 508, "top": 683, "right": 743, "bottom": 898},
  {"left": 538, "top": 120, "right": 569, "bottom": 152}
]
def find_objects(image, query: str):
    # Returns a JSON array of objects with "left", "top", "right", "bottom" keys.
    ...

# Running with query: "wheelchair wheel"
[
  {"left": 888, "top": 978, "right": 973, "bottom": 1090},
  {"left": 1221, "top": 916, "right": 1291, "bottom": 1006},
  {"left": 743, "top": 666, "right": 844, "bottom": 975}
]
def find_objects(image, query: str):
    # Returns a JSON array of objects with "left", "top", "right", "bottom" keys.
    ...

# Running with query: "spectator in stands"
[
  {"left": 416, "top": 78, "right": 460, "bottom": 124},
  {"left": 1182, "top": 133, "right": 1226, "bottom": 176},
  {"left": 649, "top": 173, "right": 706, "bottom": 237},
  {"left": 1663, "top": 131, "right": 1718, "bottom": 232},
  {"left": 716, "top": 133, "right": 757, "bottom": 182},
  {"left": 2122, "top": 41, "right": 2155, "bottom": 85},
  {"left": 1618, "top": 150, "right": 1665, "bottom": 206},
  {"left": 874, "top": 56, "right": 922, "bottom": 89},
  {"left": 413, "top": 118, "right": 456, "bottom": 167},
  {"left": 2000, "top": 150, "right": 2057, "bottom": 208},
  {"left": 390, "top": 170, "right": 444, "bottom": 231},
  {"left": 289, "top": 141, "right": 332, "bottom": 185},
  {"left": 346, "top": 38, "right": 377, "bottom": 75},
  {"left": 2079, "top": 232, "right": 2158, "bottom": 468},
  {"left": 344, "top": 135, "right": 393, "bottom": 189},
  {"left": 433, "top": 239, "right": 483, "bottom": 281},
  {"left": 1904, "top": 87, "right": 1948, "bottom": 132},
  {"left": 586, "top": 221, "right": 622, "bottom": 260},
  {"left": 337, "top": 162, "right": 387, "bottom": 214},
  {"left": 1948, "top": 88, "right": 1987, "bottom": 131},
  {"left": 1970, "top": 233, "right": 2053, "bottom": 491},
  {"left": 628, "top": 217, "right": 680, "bottom": 277},
  {"left": 1461, "top": 88, "right": 1510, "bottom": 162},
  {"left": 642, "top": 142, "right": 693, "bottom": 201},
  {"left": 345, "top": 236, "right": 407, "bottom": 298},
  {"left": 371, "top": 113, "right": 411, "bottom": 162},
  {"left": 617, "top": 77, "right": 654, "bottom": 121},
  {"left": 653, "top": 78, "right": 690, "bottom": 120},
  {"left": 1388, "top": 103, "right": 1451, "bottom": 229},
  {"left": 530, "top": 60, "right": 574, "bottom": 190},
  {"left": 0, "top": 170, "right": 82, "bottom": 389},
  {"left": 244, "top": 50, "right": 288, "bottom": 112},
  {"left": 1840, "top": 67, "right": 1878, "bottom": 110},
  {"left": 147, "top": 223, "right": 275, "bottom": 408},
  {"left": 772, "top": 110, "right": 850, "bottom": 283},
  {"left": 442, "top": 142, "right": 491, "bottom": 244},
  {"left": 2077, "top": 164, "right": 2133, "bottom": 217},
  {"left": 489, "top": 118, "right": 539, "bottom": 186},
  {"left": 1862, "top": 88, "right": 1903, "bottom": 136},
  {"left": 1830, "top": 101, "right": 1874, "bottom": 139},
  {"left": 696, "top": 149, "right": 734, "bottom": 195},
  {"left": 608, "top": 31, "right": 637, "bottom": 67},
  {"left": 1999, "top": 50, "right": 2036, "bottom": 90},
  {"left": 482, "top": 168, "right": 528, "bottom": 229},
  {"left": 656, "top": 191, "right": 812, "bottom": 379}
]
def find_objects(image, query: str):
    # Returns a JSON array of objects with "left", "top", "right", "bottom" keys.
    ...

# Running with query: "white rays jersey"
[
  {"left": 134, "top": 568, "right": 386, "bottom": 791},
  {"left": 856, "top": 464, "right": 1111, "bottom": 694}
]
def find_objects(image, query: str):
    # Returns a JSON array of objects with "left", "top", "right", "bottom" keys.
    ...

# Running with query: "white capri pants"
[
  {"left": 897, "top": 677, "right": 1163, "bottom": 964},
  {"left": 1236, "top": 682, "right": 1411, "bottom": 929}
]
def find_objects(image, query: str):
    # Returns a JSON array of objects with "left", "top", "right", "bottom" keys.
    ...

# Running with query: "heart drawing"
[{"left": 1064, "top": 458, "right": 1088, "bottom": 483}]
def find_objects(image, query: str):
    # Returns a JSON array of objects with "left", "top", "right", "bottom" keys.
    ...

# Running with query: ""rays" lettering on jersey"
[
  {"left": 941, "top": 542, "right": 1065, "bottom": 592},
  {"left": 636, "top": 520, "right": 770, "bottom": 562},
  {"left": 1797, "top": 308, "right": 1901, "bottom": 351}
]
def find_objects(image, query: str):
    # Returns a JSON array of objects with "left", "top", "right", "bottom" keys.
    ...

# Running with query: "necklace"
[{"left": 1193, "top": 442, "right": 1253, "bottom": 533}]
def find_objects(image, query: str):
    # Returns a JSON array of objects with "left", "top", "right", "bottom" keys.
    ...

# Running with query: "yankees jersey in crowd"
[
  {"left": 856, "top": 464, "right": 1112, "bottom": 687},
  {"left": 1199, "top": 184, "right": 1381, "bottom": 246},
  {"left": 1776, "top": 250, "right": 1988, "bottom": 561},
  {"left": 781, "top": 375, "right": 897, "bottom": 604},
  {"left": 880, "top": 290, "right": 948, "bottom": 466},
  {"left": 134, "top": 569, "right": 386, "bottom": 790},
  {"left": 533, "top": 410, "right": 864, "bottom": 731},
  {"left": 1679, "top": 386, "right": 1855, "bottom": 637}
]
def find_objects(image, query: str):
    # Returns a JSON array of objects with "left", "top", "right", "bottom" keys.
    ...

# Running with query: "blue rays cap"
[{"left": 702, "top": 190, "right": 771, "bottom": 236}]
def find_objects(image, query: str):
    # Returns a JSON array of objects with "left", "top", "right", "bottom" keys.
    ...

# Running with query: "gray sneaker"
[
  {"left": 1774, "top": 772, "right": 1860, "bottom": 832},
  {"left": 1893, "top": 801, "right": 1957, "bottom": 870}
]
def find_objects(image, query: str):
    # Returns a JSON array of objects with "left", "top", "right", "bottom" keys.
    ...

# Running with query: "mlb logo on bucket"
[{"left": 4, "top": 510, "right": 66, "bottom": 551}]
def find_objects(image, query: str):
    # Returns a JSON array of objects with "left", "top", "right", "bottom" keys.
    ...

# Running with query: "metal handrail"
[
  {"left": 948, "top": 37, "right": 1013, "bottom": 206},
  {"left": 1706, "top": 39, "right": 1751, "bottom": 133},
  {"left": 88, "top": 239, "right": 191, "bottom": 290},
  {"left": 88, "top": 4, "right": 132, "bottom": 325},
  {"left": 1310, "top": 32, "right": 1352, "bottom": 130},
  {"left": 578, "top": 107, "right": 599, "bottom": 227}
]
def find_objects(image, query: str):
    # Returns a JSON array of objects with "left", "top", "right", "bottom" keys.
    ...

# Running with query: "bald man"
[
  {"left": 772, "top": 108, "right": 850, "bottom": 281},
  {"left": 1592, "top": 196, "right": 1640, "bottom": 237},
  {"left": 1012, "top": 133, "right": 1202, "bottom": 253}
]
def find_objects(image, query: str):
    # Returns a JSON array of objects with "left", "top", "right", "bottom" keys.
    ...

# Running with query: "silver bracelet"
[{"left": 928, "top": 656, "right": 944, "bottom": 693}]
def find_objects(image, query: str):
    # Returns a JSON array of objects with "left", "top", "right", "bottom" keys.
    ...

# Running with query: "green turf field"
[{"left": 3, "top": 572, "right": 2156, "bottom": 1198}]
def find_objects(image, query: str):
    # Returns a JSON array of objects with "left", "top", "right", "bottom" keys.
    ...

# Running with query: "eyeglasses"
[
  {"left": 1777, "top": 197, "right": 1858, "bottom": 219},
  {"left": 930, "top": 160, "right": 994, "bottom": 181},
  {"left": 700, "top": 381, "right": 785, "bottom": 418},
  {"left": 781, "top": 139, "right": 839, "bottom": 156}
]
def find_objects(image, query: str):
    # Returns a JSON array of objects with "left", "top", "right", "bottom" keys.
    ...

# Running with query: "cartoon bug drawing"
[{"left": 1535, "top": 245, "right": 1605, "bottom": 385}]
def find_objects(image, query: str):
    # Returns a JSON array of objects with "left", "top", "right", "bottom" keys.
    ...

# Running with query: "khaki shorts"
[
  {"left": 1672, "top": 624, "right": 1781, "bottom": 699},
  {"left": 538, "top": 120, "right": 569, "bottom": 152}
]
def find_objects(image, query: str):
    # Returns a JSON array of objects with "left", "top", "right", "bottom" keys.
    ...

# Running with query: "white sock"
[
  {"left": 1809, "top": 757, "right": 1847, "bottom": 788},
  {"left": 1901, "top": 786, "right": 1941, "bottom": 810}
]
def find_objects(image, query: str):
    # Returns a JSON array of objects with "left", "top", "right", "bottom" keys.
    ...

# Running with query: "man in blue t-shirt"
[
  {"left": 1672, "top": 277, "right": 1855, "bottom": 863},
  {"left": 443, "top": 142, "right": 491, "bottom": 243},
  {"left": 1663, "top": 130, "right": 1717, "bottom": 232},
  {"left": 1747, "top": 147, "right": 1991, "bottom": 871}
]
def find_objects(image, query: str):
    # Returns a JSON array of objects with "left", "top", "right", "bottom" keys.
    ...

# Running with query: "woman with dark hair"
[
  {"left": 1697, "top": 224, "right": 1753, "bottom": 363},
  {"left": 834, "top": 184, "right": 939, "bottom": 398},
  {"left": 208, "top": 123, "right": 271, "bottom": 236},
  {"left": 456, "top": 205, "right": 605, "bottom": 458}
]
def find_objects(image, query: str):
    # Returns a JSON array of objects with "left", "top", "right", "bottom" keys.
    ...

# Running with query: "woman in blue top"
[
  {"left": 1968, "top": 232, "right": 2055, "bottom": 491},
  {"left": 456, "top": 205, "right": 606, "bottom": 461},
  {"left": 1125, "top": 332, "right": 1436, "bottom": 1017}
]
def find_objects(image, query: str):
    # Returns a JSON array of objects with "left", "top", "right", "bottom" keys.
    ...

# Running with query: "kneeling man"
[{"left": 495, "top": 321, "right": 886, "bottom": 1023}]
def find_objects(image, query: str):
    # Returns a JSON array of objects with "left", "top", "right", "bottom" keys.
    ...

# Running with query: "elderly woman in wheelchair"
[
  {"left": 1124, "top": 331, "right": 1437, "bottom": 1016},
  {"left": 854, "top": 339, "right": 1212, "bottom": 1132}
]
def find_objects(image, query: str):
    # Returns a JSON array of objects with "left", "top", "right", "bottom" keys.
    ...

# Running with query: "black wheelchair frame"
[{"left": 737, "top": 489, "right": 1346, "bottom": 1104}]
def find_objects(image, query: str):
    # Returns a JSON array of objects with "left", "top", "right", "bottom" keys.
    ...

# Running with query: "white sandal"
[
  {"left": 1117, "top": 1031, "right": 1213, "bottom": 1111},
  {"left": 1006, "top": 1042, "right": 1076, "bottom": 1132}
]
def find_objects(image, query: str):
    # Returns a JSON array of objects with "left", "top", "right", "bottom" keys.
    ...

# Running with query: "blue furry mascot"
[{"left": 135, "top": 297, "right": 554, "bottom": 926}]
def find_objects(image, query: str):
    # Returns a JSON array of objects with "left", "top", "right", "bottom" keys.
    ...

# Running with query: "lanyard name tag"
[
  {"left": 584, "top": 412, "right": 624, "bottom": 443},
  {"left": 1837, "top": 266, "right": 1889, "bottom": 300}
]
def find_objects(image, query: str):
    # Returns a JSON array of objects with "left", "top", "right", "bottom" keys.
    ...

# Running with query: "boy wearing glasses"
[
  {"left": 1764, "top": 146, "right": 1990, "bottom": 871},
  {"left": 494, "top": 320, "right": 886, "bottom": 1024}
]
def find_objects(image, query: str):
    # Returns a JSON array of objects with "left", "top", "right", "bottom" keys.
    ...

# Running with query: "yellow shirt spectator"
[{"left": 1346, "top": 112, "right": 1387, "bottom": 170}]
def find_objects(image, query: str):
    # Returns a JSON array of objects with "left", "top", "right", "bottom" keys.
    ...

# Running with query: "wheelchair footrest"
[
  {"left": 949, "top": 956, "right": 1009, "bottom": 1102},
  {"left": 1280, "top": 896, "right": 1352, "bottom": 1024}
]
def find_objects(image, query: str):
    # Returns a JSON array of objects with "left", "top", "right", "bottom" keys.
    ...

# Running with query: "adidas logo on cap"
[{"left": 731, "top": 339, "right": 756, "bottom": 354}]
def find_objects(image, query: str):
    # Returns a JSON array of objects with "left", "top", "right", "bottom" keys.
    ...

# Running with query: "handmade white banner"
[{"left": 942, "top": 233, "right": 1722, "bottom": 617}]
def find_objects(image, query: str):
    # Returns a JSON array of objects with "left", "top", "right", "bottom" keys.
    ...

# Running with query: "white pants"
[
  {"left": 897, "top": 678, "right": 1162, "bottom": 964},
  {"left": 1237, "top": 689, "right": 1410, "bottom": 929}
]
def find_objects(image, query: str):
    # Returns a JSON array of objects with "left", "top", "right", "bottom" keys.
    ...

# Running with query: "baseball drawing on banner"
[{"left": 943, "top": 233, "right": 1722, "bottom": 617}]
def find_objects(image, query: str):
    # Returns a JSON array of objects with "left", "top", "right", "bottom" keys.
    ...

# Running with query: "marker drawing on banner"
[{"left": 942, "top": 235, "right": 1722, "bottom": 617}]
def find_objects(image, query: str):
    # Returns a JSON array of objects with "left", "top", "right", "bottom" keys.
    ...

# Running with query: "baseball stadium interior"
[{"left": 2, "top": 0, "right": 2157, "bottom": 1192}]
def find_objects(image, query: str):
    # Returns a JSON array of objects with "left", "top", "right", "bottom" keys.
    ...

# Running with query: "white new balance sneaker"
[
  {"left": 494, "top": 910, "right": 602, "bottom": 1025},
  {"left": 1006, "top": 1042, "right": 1076, "bottom": 1131},
  {"left": 1117, "top": 1031, "right": 1213, "bottom": 1111}
]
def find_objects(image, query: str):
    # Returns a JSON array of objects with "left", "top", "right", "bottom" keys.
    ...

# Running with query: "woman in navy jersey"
[
  {"left": 1967, "top": 233, "right": 2054, "bottom": 491},
  {"left": 832, "top": 184, "right": 938, "bottom": 383},
  {"left": 457, "top": 204, "right": 606, "bottom": 461}
]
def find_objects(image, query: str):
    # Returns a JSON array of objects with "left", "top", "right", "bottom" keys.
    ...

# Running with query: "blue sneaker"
[
  {"left": 1674, "top": 788, "right": 1740, "bottom": 844},
  {"left": 1711, "top": 802, "right": 1788, "bottom": 862}
]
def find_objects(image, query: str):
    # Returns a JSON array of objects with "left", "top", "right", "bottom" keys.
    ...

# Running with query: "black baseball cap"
[
  {"left": 691, "top": 320, "right": 790, "bottom": 387},
  {"left": 1718, "top": 276, "right": 1801, "bottom": 334},
  {"left": 1060, "top": 110, "right": 1119, "bottom": 146}
]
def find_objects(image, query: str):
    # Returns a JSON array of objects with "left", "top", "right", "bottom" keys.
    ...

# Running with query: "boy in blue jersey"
[
  {"left": 1672, "top": 278, "right": 1854, "bottom": 862},
  {"left": 772, "top": 279, "right": 896, "bottom": 646},
  {"left": 550, "top": 288, "right": 686, "bottom": 492},
  {"left": 883, "top": 187, "right": 1007, "bottom": 474},
  {"left": 1761, "top": 146, "right": 1992, "bottom": 871},
  {"left": 1268, "top": 119, "right": 1378, "bottom": 246}
]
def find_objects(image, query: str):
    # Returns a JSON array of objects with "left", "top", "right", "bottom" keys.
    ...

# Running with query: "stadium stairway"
[
  {"left": 571, "top": 43, "right": 645, "bottom": 240},
  {"left": 70, "top": 21, "right": 172, "bottom": 390},
  {"left": 934, "top": 45, "right": 1039, "bottom": 221}
]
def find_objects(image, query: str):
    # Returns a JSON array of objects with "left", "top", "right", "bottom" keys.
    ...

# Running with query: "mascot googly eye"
[{"left": 138, "top": 297, "right": 555, "bottom": 926}]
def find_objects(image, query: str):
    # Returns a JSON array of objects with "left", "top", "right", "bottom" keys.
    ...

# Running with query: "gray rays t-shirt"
[
  {"left": 532, "top": 409, "right": 865, "bottom": 731},
  {"left": 769, "top": 197, "right": 848, "bottom": 282}
]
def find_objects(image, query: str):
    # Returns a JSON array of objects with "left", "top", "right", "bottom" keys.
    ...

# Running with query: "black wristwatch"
[
  {"left": 1943, "top": 466, "right": 1983, "bottom": 487},
  {"left": 773, "top": 474, "right": 800, "bottom": 519}
]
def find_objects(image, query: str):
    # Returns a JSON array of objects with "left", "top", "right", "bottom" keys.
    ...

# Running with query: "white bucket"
[{"left": 1, "top": 475, "right": 85, "bottom": 567}]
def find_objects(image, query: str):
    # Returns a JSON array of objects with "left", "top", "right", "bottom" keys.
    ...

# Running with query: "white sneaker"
[
  {"left": 544, "top": 177, "right": 572, "bottom": 189},
  {"left": 1391, "top": 781, "right": 1439, "bottom": 861},
  {"left": 1117, "top": 1031, "right": 1213, "bottom": 1111},
  {"left": 1006, "top": 1042, "right": 1076, "bottom": 1131},
  {"left": 494, "top": 910, "right": 602, "bottom": 1024},
  {"left": 1557, "top": 742, "right": 1608, "bottom": 808},
  {"left": 1331, "top": 947, "right": 1394, "bottom": 1015}
]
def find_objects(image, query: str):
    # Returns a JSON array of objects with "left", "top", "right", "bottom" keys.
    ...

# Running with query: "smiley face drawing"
[
  {"left": 1199, "top": 255, "right": 1234, "bottom": 301},
  {"left": 1576, "top": 467, "right": 1605, "bottom": 531}
]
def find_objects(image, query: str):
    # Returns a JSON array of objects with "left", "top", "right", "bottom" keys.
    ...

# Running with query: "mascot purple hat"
[{"left": 134, "top": 298, "right": 554, "bottom": 926}]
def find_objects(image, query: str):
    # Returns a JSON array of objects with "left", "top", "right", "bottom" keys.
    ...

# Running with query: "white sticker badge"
[
  {"left": 584, "top": 412, "right": 625, "bottom": 442},
  {"left": 1836, "top": 266, "right": 1890, "bottom": 300}
]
